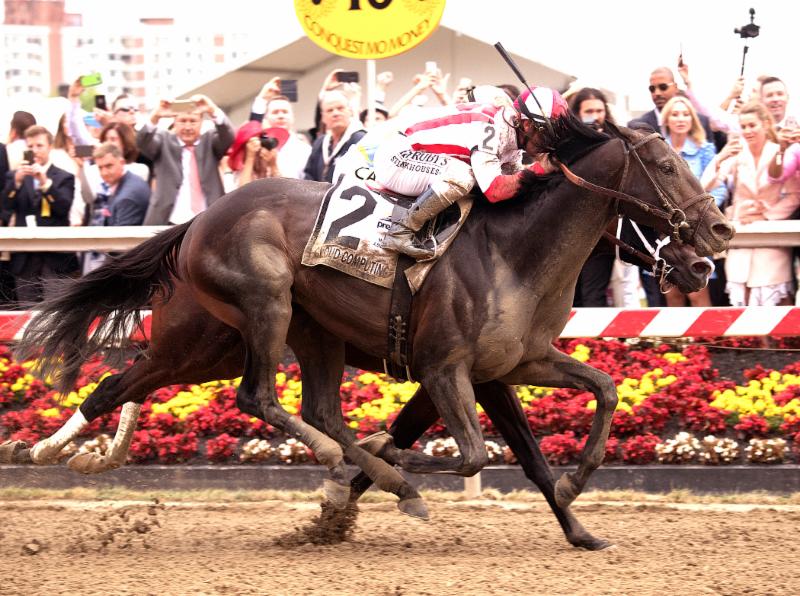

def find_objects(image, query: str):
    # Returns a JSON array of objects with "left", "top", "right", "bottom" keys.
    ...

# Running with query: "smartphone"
[
  {"left": 94, "top": 94, "right": 108, "bottom": 111},
  {"left": 425, "top": 61, "right": 438, "bottom": 75},
  {"left": 23, "top": 149, "right": 34, "bottom": 164},
  {"left": 336, "top": 71, "right": 359, "bottom": 84},
  {"left": 74, "top": 144, "right": 95, "bottom": 158},
  {"left": 79, "top": 72, "right": 103, "bottom": 87},
  {"left": 170, "top": 99, "right": 198, "bottom": 113},
  {"left": 280, "top": 79, "right": 298, "bottom": 103}
]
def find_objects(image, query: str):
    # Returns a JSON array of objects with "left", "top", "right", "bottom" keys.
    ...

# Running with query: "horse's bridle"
[
  {"left": 556, "top": 132, "right": 716, "bottom": 243},
  {"left": 602, "top": 218, "right": 675, "bottom": 294}
]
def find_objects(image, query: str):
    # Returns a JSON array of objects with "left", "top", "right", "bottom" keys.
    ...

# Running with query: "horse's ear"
[{"left": 626, "top": 121, "right": 657, "bottom": 135}]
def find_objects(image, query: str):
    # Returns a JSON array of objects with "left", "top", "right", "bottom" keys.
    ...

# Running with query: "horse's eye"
[{"left": 659, "top": 161, "right": 676, "bottom": 174}]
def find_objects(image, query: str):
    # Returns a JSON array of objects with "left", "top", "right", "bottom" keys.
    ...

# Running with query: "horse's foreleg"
[
  {"left": 370, "top": 363, "right": 489, "bottom": 476},
  {"left": 510, "top": 347, "right": 618, "bottom": 509},
  {"left": 476, "top": 381, "right": 612, "bottom": 550},
  {"left": 288, "top": 312, "right": 428, "bottom": 519}
]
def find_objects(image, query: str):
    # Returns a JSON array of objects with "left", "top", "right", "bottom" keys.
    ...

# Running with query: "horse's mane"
[{"left": 511, "top": 113, "right": 615, "bottom": 202}]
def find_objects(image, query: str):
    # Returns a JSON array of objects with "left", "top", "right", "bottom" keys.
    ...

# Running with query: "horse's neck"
[{"left": 477, "top": 187, "right": 614, "bottom": 281}]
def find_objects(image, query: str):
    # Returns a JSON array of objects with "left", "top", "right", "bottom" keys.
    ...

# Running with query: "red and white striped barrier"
[
  {"left": 562, "top": 307, "right": 800, "bottom": 338},
  {"left": 0, "top": 311, "right": 152, "bottom": 343},
  {"left": 1, "top": 307, "right": 800, "bottom": 343}
]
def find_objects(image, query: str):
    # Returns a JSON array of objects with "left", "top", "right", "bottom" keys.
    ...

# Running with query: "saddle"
[{"left": 301, "top": 172, "right": 473, "bottom": 292}]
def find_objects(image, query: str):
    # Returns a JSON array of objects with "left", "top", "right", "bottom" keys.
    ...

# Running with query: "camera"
[
  {"left": 259, "top": 134, "right": 279, "bottom": 151},
  {"left": 734, "top": 8, "right": 760, "bottom": 39}
]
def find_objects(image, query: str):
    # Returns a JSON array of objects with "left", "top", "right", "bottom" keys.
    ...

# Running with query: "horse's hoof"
[
  {"left": 356, "top": 431, "right": 393, "bottom": 458},
  {"left": 323, "top": 478, "right": 351, "bottom": 509},
  {"left": 555, "top": 472, "right": 579, "bottom": 509},
  {"left": 67, "top": 452, "right": 119, "bottom": 475},
  {"left": 397, "top": 497, "right": 429, "bottom": 521},
  {"left": 571, "top": 534, "right": 615, "bottom": 551},
  {"left": 0, "top": 440, "right": 30, "bottom": 464},
  {"left": 29, "top": 442, "right": 62, "bottom": 465}
]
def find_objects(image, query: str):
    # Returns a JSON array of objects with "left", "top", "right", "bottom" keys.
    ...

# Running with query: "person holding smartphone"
[
  {"left": 246, "top": 77, "right": 311, "bottom": 179},
  {"left": 136, "top": 94, "right": 234, "bottom": 225},
  {"left": 702, "top": 102, "right": 799, "bottom": 307},
  {"left": 1, "top": 125, "right": 77, "bottom": 302}
]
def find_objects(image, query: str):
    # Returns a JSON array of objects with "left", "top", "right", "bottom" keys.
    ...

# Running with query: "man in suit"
[
  {"left": 1, "top": 125, "right": 75, "bottom": 302},
  {"left": 137, "top": 94, "right": 234, "bottom": 225},
  {"left": 628, "top": 67, "right": 720, "bottom": 146},
  {"left": 83, "top": 142, "right": 151, "bottom": 273}
]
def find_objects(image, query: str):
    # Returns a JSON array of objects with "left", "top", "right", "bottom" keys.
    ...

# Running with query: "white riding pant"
[{"left": 373, "top": 134, "right": 454, "bottom": 196}]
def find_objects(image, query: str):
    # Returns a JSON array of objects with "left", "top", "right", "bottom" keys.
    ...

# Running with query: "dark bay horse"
[
  {"left": 2, "top": 224, "right": 709, "bottom": 553},
  {"left": 16, "top": 117, "right": 733, "bottom": 520}
]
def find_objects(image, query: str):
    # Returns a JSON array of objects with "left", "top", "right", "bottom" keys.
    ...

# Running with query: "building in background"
[{"left": 2, "top": 0, "right": 259, "bottom": 107}]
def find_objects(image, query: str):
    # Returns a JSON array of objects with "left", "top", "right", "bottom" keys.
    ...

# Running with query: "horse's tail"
[{"left": 16, "top": 221, "right": 192, "bottom": 394}]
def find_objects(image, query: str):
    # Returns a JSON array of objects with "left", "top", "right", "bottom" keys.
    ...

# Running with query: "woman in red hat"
[{"left": 227, "top": 120, "right": 289, "bottom": 187}]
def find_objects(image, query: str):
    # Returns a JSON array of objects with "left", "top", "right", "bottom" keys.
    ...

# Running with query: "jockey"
[{"left": 374, "top": 86, "right": 570, "bottom": 259}]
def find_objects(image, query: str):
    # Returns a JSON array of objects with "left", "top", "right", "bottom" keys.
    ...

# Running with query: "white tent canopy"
[{"left": 179, "top": 25, "right": 577, "bottom": 131}]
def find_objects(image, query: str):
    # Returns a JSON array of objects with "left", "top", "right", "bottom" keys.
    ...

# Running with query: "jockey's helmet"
[{"left": 513, "top": 87, "right": 569, "bottom": 127}]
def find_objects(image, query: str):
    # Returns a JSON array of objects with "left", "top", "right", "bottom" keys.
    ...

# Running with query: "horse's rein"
[{"left": 555, "top": 132, "right": 716, "bottom": 243}]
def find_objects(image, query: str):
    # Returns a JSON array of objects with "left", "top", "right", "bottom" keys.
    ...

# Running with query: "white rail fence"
[{"left": 0, "top": 221, "right": 796, "bottom": 251}]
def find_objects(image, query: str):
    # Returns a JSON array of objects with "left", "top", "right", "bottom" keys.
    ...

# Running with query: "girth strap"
[{"left": 384, "top": 254, "right": 415, "bottom": 382}]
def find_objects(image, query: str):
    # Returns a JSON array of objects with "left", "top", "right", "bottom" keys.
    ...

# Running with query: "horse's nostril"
[
  {"left": 692, "top": 261, "right": 712, "bottom": 275},
  {"left": 711, "top": 222, "right": 735, "bottom": 240}
]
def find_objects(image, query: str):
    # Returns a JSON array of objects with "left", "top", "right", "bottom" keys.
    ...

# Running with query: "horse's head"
[
  {"left": 660, "top": 240, "right": 713, "bottom": 294},
  {"left": 605, "top": 124, "right": 734, "bottom": 257},
  {"left": 544, "top": 115, "right": 734, "bottom": 258},
  {"left": 617, "top": 218, "right": 712, "bottom": 295}
]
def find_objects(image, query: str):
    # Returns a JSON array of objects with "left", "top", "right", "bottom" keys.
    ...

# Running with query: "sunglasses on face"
[{"left": 648, "top": 83, "right": 673, "bottom": 93}]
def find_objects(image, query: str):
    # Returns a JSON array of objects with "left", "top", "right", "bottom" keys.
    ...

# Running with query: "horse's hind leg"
[
  {"left": 476, "top": 381, "right": 612, "bottom": 550},
  {"left": 286, "top": 310, "right": 427, "bottom": 518},
  {"left": 349, "top": 383, "right": 441, "bottom": 502},
  {"left": 26, "top": 362, "right": 160, "bottom": 466}
]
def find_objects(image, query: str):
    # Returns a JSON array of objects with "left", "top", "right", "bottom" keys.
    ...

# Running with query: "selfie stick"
[{"left": 494, "top": 42, "right": 555, "bottom": 137}]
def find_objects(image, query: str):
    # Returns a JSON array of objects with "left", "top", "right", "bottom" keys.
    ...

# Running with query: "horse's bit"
[{"left": 556, "top": 132, "right": 716, "bottom": 243}]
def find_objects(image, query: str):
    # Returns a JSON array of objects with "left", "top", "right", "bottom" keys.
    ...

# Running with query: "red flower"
[
  {"left": 620, "top": 434, "right": 661, "bottom": 464},
  {"left": 205, "top": 433, "right": 239, "bottom": 463},
  {"left": 734, "top": 414, "right": 770, "bottom": 439},
  {"left": 539, "top": 432, "right": 580, "bottom": 466}
]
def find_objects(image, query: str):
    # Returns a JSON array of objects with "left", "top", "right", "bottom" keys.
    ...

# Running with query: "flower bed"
[{"left": 1, "top": 340, "right": 799, "bottom": 465}]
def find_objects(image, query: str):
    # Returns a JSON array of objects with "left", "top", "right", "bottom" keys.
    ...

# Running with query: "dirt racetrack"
[{"left": 1, "top": 498, "right": 798, "bottom": 595}]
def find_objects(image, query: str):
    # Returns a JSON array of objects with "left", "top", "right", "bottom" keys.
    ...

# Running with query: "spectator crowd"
[{"left": 1, "top": 58, "right": 799, "bottom": 308}]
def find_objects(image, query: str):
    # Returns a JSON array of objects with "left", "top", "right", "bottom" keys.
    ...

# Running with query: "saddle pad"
[{"left": 302, "top": 172, "right": 472, "bottom": 289}]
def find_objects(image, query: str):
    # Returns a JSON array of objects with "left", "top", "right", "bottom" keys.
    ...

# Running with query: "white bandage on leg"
[
  {"left": 30, "top": 409, "right": 88, "bottom": 464},
  {"left": 105, "top": 402, "right": 142, "bottom": 466}
]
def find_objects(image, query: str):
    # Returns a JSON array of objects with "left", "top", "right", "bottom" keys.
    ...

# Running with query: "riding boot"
[
  {"left": 383, "top": 188, "right": 454, "bottom": 260},
  {"left": 383, "top": 160, "right": 476, "bottom": 260}
]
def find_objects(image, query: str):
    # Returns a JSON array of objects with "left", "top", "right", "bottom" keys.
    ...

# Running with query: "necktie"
[{"left": 185, "top": 145, "right": 205, "bottom": 215}]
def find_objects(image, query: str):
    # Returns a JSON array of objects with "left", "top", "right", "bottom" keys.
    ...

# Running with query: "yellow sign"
[{"left": 295, "top": 0, "right": 446, "bottom": 60}]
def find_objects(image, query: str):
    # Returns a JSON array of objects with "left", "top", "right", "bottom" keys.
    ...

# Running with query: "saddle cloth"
[{"left": 302, "top": 171, "right": 473, "bottom": 291}]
